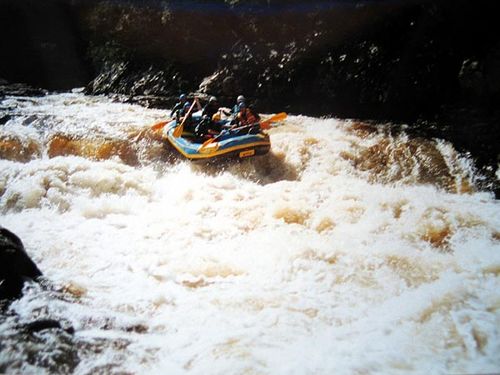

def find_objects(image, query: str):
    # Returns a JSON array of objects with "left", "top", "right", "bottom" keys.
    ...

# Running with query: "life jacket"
[
  {"left": 212, "top": 112, "right": 221, "bottom": 122},
  {"left": 238, "top": 108, "right": 259, "bottom": 126}
]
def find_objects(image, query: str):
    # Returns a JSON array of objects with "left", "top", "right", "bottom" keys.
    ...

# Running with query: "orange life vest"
[{"left": 237, "top": 108, "right": 259, "bottom": 126}]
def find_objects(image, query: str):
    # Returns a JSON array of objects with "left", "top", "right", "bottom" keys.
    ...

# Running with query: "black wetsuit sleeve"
[
  {"left": 171, "top": 103, "right": 181, "bottom": 114},
  {"left": 202, "top": 105, "right": 218, "bottom": 118},
  {"left": 201, "top": 104, "right": 210, "bottom": 117}
]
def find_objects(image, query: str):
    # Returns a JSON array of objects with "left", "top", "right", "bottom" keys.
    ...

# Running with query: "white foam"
[{"left": 1, "top": 94, "right": 499, "bottom": 374}]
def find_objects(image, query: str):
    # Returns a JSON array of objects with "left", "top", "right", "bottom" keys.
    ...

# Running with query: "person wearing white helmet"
[
  {"left": 232, "top": 95, "right": 246, "bottom": 116},
  {"left": 196, "top": 96, "right": 223, "bottom": 138},
  {"left": 236, "top": 101, "right": 260, "bottom": 128},
  {"left": 202, "top": 96, "right": 219, "bottom": 120},
  {"left": 171, "top": 93, "right": 188, "bottom": 121}
]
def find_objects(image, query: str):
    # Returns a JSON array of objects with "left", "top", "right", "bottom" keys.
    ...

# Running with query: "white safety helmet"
[{"left": 237, "top": 95, "right": 245, "bottom": 103}]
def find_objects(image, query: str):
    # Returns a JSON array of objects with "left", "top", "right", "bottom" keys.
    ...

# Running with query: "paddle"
[
  {"left": 151, "top": 119, "right": 171, "bottom": 132},
  {"left": 259, "top": 112, "right": 287, "bottom": 130},
  {"left": 198, "top": 112, "right": 287, "bottom": 151},
  {"left": 173, "top": 98, "right": 197, "bottom": 138},
  {"left": 131, "top": 117, "right": 174, "bottom": 142},
  {"left": 150, "top": 96, "right": 201, "bottom": 134}
]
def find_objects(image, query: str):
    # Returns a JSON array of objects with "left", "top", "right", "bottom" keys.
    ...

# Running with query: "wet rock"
[
  {"left": 0, "top": 81, "right": 47, "bottom": 97},
  {"left": 83, "top": 42, "right": 189, "bottom": 108},
  {"left": 0, "top": 312, "right": 79, "bottom": 374},
  {"left": 0, "top": 114, "right": 11, "bottom": 125},
  {"left": 0, "top": 227, "right": 42, "bottom": 301},
  {"left": 22, "top": 319, "right": 75, "bottom": 335}
]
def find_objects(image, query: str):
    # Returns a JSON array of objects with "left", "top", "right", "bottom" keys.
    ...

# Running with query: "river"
[{"left": 1, "top": 92, "right": 499, "bottom": 374}]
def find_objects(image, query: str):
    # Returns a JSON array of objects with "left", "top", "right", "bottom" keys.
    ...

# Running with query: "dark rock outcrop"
[
  {"left": 0, "top": 228, "right": 78, "bottom": 373},
  {"left": 0, "top": 80, "right": 47, "bottom": 98},
  {"left": 0, "top": 229, "right": 78, "bottom": 374},
  {"left": 2, "top": 0, "right": 498, "bottom": 115},
  {"left": 0, "top": 311, "right": 78, "bottom": 374},
  {"left": 0, "top": 227, "right": 42, "bottom": 301},
  {"left": 22, "top": 318, "right": 75, "bottom": 335}
]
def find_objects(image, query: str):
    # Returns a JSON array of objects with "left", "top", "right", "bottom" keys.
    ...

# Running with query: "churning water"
[{"left": 1, "top": 92, "right": 499, "bottom": 374}]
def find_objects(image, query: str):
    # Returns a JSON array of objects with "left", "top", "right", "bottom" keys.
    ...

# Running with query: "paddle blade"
[
  {"left": 151, "top": 120, "right": 170, "bottom": 131},
  {"left": 174, "top": 99, "right": 197, "bottom": 138},
  {"left": 173, "top": 124, "right": 183, "bottom": 138},
  {"left": 260, "top": 112, "right": 287, "bottom": 129},
  {"left": 201, "top": 138, "right": 215, "bottom": 148}
]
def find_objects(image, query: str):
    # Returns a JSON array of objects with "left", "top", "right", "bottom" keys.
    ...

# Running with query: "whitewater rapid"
[{"left": 1, "top": 93, "right": 499, "bottom": 374}]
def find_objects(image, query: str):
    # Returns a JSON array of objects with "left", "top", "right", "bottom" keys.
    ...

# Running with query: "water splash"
[{"left": 1, "top": 93, "right": 499, "bottom": 374}]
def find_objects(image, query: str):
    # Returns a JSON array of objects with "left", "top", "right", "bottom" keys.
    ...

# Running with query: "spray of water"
[{"left": 1, "top": 93, "right": 499, "bottom": 374}]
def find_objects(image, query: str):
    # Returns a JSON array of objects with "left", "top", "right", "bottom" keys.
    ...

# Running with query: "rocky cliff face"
[{"left": 1, "top": 0, "right": 499, "bottom": 183}]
